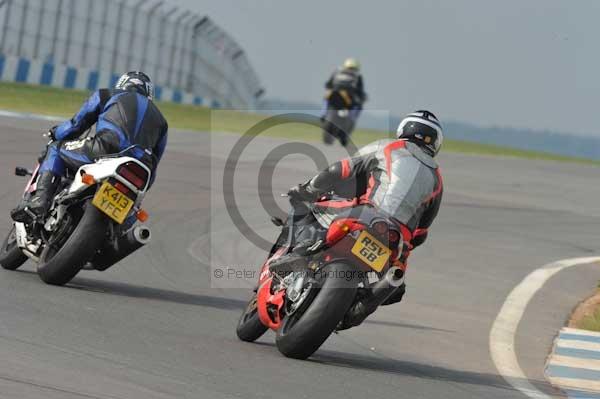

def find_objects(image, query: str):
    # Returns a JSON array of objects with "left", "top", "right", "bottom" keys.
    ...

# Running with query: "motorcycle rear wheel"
[
  {"left": 236, "top": 293, "right": 268, "bottom": 342},
  {"left": 37, "top": 200, "right": 107, "bottom": 286},
  {"left": 322, "top": 116, "right": 338, "bottom": 145},
  {"left": 275, "top": 262, "right": 358, "bottom": 359},
  {"left": 322, "top": 128, "right": 335, "bottom": 145},
  {"left": 0, "top": 225, "right": 28, "bottom": 270}
]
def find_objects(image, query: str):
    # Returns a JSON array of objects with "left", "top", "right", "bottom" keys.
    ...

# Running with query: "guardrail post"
[
  {"left": 168, "top": 11, "right": 189, "bottom": 88},
  {"left": 187, "top": 17, "right": 207, "bottom": 95},
  {"left": 125, "top": 0, "right": 145, "bottom": 70},
  {"left": 50, "top": 0, "right": 63, "bottom": 62},
  {"left": 96, "top": 0, "right": 109, "bottom": 72},
  {"left": 177, "top": 14, "right": 198, "bottom": 90},
  {"left": 110, "top": 0, "right": 125, "bottom": 78},
  {"left": 156, "top": 6, "right": 177, "bottom": 85},
  {"left": 0, "top": 0, "right": 11, "bottom": 54},
  {"left": 81, "top": 0, "right": 93, "bottom": 66},
  {"left": 141, "top": 1, "right": 163, "bottom": 73},
  {"left": 32, "top": 0, "right": 44, "bottom": 58},
  {"left": 62, "top": 0, "right": 76, "bottom": 65},
  {"left": 16, "top": 0, "right": 28, "bottom": 57}
]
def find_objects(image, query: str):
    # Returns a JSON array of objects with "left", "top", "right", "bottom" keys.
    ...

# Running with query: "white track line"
[
  {"left": 0, "top": 109, "right": 63, "bottom": 122},
  {"left": 489, "top": 256, "right": 600, "bottom": 399}
]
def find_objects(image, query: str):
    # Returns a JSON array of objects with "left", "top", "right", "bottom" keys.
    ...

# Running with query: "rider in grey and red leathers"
[{"left": 289, "top": 110, "right": 444, "bottom": 306}]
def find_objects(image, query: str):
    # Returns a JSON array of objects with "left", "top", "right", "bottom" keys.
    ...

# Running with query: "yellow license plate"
[
  {"left": 92, "top": 181, "right": 134, "bottom": 224},
  {"left": 351, "top": 231, "right": 391, "bottom": 272}
]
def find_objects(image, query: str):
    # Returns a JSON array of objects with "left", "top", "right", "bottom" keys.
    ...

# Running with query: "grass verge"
[
  {"left": 0, "top": 81, "right": 598, "bottom": 165},
  {"left": 580, "top": 308, "right": 600, "bottom": 332},
  {"left": 577, "top": 286, "right": 600, "bottom": 332}
]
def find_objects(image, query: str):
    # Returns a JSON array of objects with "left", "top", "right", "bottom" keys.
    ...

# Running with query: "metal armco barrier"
[{"left": 0, "top": 0, "right": 264, "bottom": 108}]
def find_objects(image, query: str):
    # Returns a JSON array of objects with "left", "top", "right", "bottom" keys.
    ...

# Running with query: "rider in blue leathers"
[{"left": 11, "top": 71, "right": 168, "bottom": 223}]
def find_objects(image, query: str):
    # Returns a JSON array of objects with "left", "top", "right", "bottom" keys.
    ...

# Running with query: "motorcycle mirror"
[
  {"left": 270, "top": 216, "right": 285, "bottom": 227},
  {"left": 15, "top": 167, "right": 32, "bottom": 177}
]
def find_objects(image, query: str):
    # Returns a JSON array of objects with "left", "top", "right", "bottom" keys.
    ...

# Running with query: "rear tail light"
[
  {"left": 117, "top": 162, "right": 149, "bottom": 190},
  {"left": 388, "top": 229, "right": 401, "bottom": 244},
  {"left": 371, "top": 220, "right": 401, "bottom": 247},
  {"left": 372, "top": 221, "right": 389, "bottom": 236},
  {"left": 113, "top": 181, "right": 130, "bottom": 195}
]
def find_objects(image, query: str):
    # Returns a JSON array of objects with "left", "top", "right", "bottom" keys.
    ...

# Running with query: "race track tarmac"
[{"left": 1, "top": 115, "right": 599, "bottom": 399}]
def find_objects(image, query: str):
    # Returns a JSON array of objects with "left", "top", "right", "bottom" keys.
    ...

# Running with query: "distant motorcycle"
[
  {"left": 0, "top": 139, "right": 153, "bottom": 286},
  {"left": 236, "top": 195, "right": 406, "bottom": 359},
  {"left": 321, "top": 89, "right": 360, "bottom": 147}
]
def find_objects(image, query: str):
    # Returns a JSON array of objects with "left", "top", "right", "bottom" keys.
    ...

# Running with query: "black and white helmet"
[
  {"left": 396, "top": 110, "right": 443, "bottom": 156},
  {"left": 115, "top": 71, "right": 154, "bottom": 100}
]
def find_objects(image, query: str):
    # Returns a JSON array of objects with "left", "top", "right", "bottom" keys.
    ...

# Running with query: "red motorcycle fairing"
[
  {"left": 256, "top": 246, "right": 287, "bottom": 329},
  {"left": 254, "top": 209, "right": 410, "bottom": 332},
  {"left": 256, "top": 278, "right": 285, "bottom": 330}
]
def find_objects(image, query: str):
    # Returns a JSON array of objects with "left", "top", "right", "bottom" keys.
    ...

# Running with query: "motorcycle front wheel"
[
  {"left": 275, "top": 262, "right": 358, "bottom": 359},
  {"left": 236, "top": 293, "right": 269, "bottom": 342},
  {"left": 0, "top": 225, "right": 28, "bottom": 270}
]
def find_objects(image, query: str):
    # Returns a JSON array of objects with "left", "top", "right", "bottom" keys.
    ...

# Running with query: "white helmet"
[
  {"left": 396, "top": 110, "right": 443, "bottom": 156},
  {"left": 342, "top": 58, "right": 360, "bottom": 71}
]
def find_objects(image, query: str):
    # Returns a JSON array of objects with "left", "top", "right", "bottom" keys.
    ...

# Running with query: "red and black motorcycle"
[{"left": 236, "top": 196, "right": 408, "bottom": 359}]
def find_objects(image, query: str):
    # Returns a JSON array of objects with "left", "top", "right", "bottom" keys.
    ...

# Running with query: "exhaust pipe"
[
  {"left": 87, "top": 226, "right": 152, "bottom": 271},
  {"left": 370, "top": 266, "right": 404, "bottom": 300},
  {"left": 340, "top": 267, "right": 405, "bottom": 329}
]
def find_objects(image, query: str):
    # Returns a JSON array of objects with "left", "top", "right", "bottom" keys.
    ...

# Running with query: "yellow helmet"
[{"left": 343, "top": 58, "right": 360, "bottom": 71}]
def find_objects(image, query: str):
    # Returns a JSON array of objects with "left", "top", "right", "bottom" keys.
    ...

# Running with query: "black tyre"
[
  {"left": 322, "top": 111, "right": 339, "bottom": 145},
  {"left": 322, "top": 128, "right": 335, "bottom": 145},
  {"left": 236, "top": 294, "right": 268, "bottom": 342},
  {"left": 37, "top": 201, "right": 107, "bottom": 286},
  {"left": 339, "top": 130, "right": 349, "bottom": 147},
  {"left": 0, "top": 225, "right": 28, "bottom": 270},
  {"left": 276, "top": 262, "right": 358, "bottom": 359}
]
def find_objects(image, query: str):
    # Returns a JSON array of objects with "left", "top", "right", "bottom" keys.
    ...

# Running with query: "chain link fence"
[{"left": 0, "top": 0, "right": 264, "bottom": 108}]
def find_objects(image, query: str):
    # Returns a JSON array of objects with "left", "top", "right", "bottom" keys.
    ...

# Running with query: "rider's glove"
[
  {"left": 38, "top": 126, "right": 58, "bottom": 163},
  {"left": 288, "top": 181, "right": 320, "bottom": 202},
  {"left": 46, "top": 126, "right": 58, "bottom": 141}
]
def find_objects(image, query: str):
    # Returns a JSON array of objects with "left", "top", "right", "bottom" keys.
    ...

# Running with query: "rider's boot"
[
  {"left": 337, "top": 284, "right": 407, "bottom": 331},
  {"left": 380, "top": 283, "right": 406, "bottom": 306},
  {"left": 11, "top": 172, "right": 59, "bottom": 223},
  {"left": 337, "top": 290, "right": 376, "bottom": 331}
]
